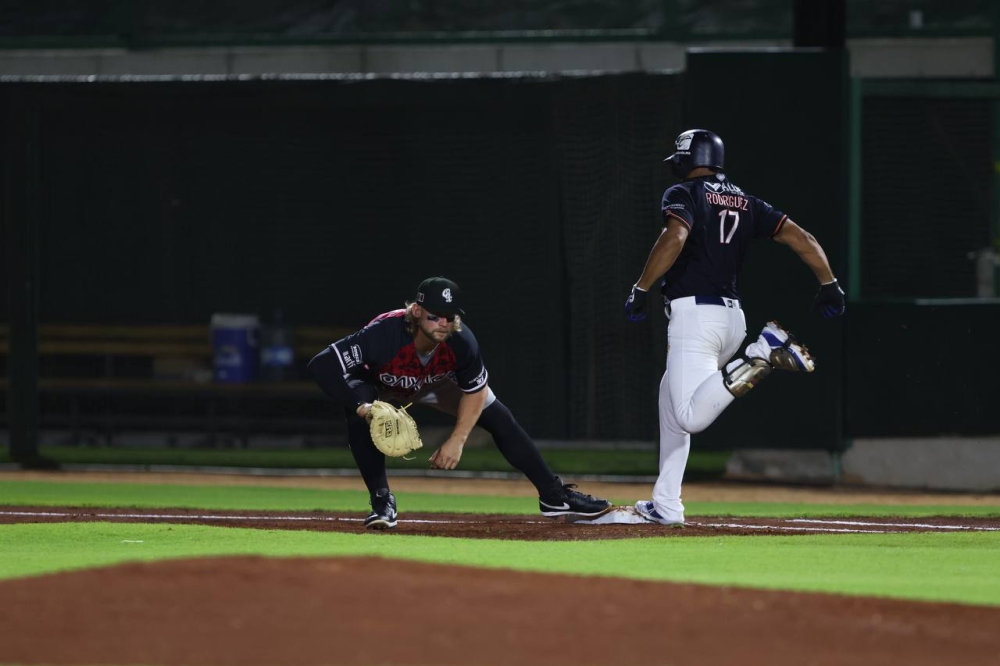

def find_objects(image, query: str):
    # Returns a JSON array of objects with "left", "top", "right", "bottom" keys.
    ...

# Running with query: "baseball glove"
[{"left": 367, "top": 401, "right": 423, "bottom": 458}]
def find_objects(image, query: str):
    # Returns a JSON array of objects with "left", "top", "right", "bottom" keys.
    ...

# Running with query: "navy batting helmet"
[{"left": 664, "top": 129, "right": 724, "bottom": 179}]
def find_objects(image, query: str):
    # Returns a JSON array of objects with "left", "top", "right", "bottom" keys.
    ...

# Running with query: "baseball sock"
[
  {"left": 343, "top": 383, "right": 389, "bottom": 497},
  {"left": 476, "top": 400, "right": 560, "bottom": 497},
  {"left": 346, "top": 413, "right": 389, "bottom": 496}
]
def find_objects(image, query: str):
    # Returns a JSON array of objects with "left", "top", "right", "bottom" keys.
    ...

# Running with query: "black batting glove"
[
  {"left": 812, "top": 280, "right": 846, "bottom": 318},
  {"left": 625, "top": 284, "right": 649, "bottom": 322}
]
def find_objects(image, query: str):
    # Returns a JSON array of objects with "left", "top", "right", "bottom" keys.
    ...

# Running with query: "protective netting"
[
  {"left": 550, "top": 74, "right": 679, "bottom": 439},
  {"left": 861, "top": 96, "right": 993, "bottom": 299},
  {"left": 11, "top": 73, "right": 681, "bottom": 440}
]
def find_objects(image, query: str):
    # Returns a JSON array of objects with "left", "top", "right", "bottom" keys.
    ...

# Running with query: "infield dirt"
[{"left": 1, "top": 471, "right": 999, "bottom": 665}]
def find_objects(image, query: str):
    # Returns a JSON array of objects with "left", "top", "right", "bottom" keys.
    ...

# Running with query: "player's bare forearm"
[
  {"left": 429, "top": 387, "right": 488, "bottom": 470},
  {"left": 774, "top": 219, "right": 836, "bottom": 284},
  {"left": 798, "top": 245, "right": 836, "bottom": 284},
  {"left": 636, "top": 219, "right": 689, "bottom": 290},
  {"left": 450, "top": 387, "right": 489, "bottom": 443}
]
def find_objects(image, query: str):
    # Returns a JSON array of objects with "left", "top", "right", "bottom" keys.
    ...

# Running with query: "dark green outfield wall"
[
  {"left": 4, "top": 63, "right": 997, "bottom": 446},
  {"left": 678, "top": 49, "right": 850, "bottom": 450}
]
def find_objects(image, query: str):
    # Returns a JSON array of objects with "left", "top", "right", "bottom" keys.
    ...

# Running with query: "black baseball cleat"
[
  {"left": 364, "top": 488, "right": 398, "bottom": 530},
  {"left": 538, "top": 479, "right": 613, "bottom": 519}
]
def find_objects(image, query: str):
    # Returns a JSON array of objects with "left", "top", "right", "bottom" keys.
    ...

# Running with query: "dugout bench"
[{"left": 0, "top": 323, "right": 351, "bottom": 447}]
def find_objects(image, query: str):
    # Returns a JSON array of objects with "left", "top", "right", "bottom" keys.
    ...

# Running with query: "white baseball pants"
[{"left": 652, "top": 296, "right": 747, "bottom": 522}]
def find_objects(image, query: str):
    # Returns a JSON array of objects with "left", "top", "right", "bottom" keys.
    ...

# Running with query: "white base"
[{"left": 566, "top": 506, "right": 652, "bottom": 525}]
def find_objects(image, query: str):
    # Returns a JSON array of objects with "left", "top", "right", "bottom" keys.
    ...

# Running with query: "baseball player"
[
  {"left": 309, "top": 276, "right": 612, "bottom": 529},
  {"left": 625, "top": 129, "right": 845, "bottom": 526}
]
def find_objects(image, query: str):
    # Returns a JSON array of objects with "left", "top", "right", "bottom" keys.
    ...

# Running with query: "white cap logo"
[
  {"left": 442, "top": 288, "right": 453, "bottom": 303},
  {"left": 676, "top": 134, "right": 693, "bottom": 151}
]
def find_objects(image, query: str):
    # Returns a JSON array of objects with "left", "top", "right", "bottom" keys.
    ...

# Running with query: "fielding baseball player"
[
  {"left": 625, "top": 129, "right": 845, "bottom": 526},
  {"left": 309, "top": 276, "right": 612, "bottom": 529}
]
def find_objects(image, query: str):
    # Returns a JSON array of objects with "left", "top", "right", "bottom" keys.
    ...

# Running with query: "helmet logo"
[
  {"left": 676, "top": 135, "right": 693, "bottom": 151},
  {"left": 442, "top": 288, "right": 453, "bottom": 303}
]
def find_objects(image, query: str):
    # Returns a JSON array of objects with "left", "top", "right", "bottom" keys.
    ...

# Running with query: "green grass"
[
  {"left": 2, "top": 522, "right": 999, "bottom": 606},
  {"left": 0, "top": 444, "right": 730, "bottom": 478},
  {"left": 0, "top": 479, "right": 535, "bottom": 513},
  {"left": 3, "top": 479, "right": 999, "bottom": 517},
  {"left": 2, "top": 477, "right": 999, "bottom": 607}
]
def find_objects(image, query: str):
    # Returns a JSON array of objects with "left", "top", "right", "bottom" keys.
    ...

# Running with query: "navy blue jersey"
[
  {"left": 329, "top": 310, "right": 489, "bottom": 401},
  {"left": 660, "top": 173, "right": 787, "bottom": 300}
]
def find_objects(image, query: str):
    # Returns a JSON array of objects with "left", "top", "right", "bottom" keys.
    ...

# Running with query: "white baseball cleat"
[
  {"left": 744, "top": 320, "right": 815, "bottom": 372},
  {"left": 634, "top": 500, "right": 685, "bottom": 527}
]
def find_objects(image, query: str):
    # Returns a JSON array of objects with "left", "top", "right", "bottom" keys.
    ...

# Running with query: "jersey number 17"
[{"left": 717, "top": 210, "right": 740, "bottom": 244}]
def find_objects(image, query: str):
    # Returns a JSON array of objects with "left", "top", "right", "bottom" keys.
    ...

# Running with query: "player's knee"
[
  {"left": 673, "top": 407, "right": 710, "bottom": 434},
  {"left": 477, "top": 400, "right": 521, "bottom": 439},
  {"left": 677, "top": 414, "right": 710, "bottom": 434}
]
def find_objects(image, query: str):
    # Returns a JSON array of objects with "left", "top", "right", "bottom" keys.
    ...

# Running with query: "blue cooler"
[{"left": 210, "top": 313, "right": 260, "bottom": 383}]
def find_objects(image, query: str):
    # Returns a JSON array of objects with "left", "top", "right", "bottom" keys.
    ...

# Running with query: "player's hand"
[
  {"left": 625, "top": 284, "right": 649, "bottom": 322},
  {"left": 428, "top": 436, "right": 465, "bottom": 470},
  {"left": 812, "top": 280, "right": 846, "bottom": 318}
]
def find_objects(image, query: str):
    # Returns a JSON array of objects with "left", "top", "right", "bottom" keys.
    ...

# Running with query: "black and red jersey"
[
  {"left": 660, "top": 173, "right": 787, "bottom": 301},
  {"left": 329, "top": 309, "right": 488, "bottom": 399}
]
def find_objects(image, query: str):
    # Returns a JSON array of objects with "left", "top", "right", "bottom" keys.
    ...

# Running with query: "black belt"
[{"left": 695, "top": 296, "right": 740, "bottom": 308}]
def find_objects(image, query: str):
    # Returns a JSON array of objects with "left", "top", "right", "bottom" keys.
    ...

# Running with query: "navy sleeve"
[
  {"left": 309, "top": 319, "right": 389, "bottom": 408},
  {"left": 661, "top": 185, "right": 696, "bottom": 230},
  {"left": 450, "top": 327, "right": 489, "bottom": 393},
  {"left": 329, "top": 327, "right": 374, "bottom": 378},
  {"left": 308, "top": 347, "right": 360, "bottom": 408},
  {"left": 751, "top": 197, "right": 788, "bottom": 239}
]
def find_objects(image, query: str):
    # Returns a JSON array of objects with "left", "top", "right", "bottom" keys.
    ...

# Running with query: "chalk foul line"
[{"left": 1, "top": 510, "right": 996, "bottom": 533}]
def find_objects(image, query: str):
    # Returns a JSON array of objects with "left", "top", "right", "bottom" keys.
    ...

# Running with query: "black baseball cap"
[{"left": 415, "top": 277, "right": 465, "bottom": 317}]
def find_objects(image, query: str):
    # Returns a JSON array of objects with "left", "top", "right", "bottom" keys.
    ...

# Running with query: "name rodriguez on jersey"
[{"left": 705, "top": 192, "right": 749, "bottom": 210}]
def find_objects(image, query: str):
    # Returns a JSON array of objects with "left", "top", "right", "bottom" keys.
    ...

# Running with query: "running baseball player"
[
  {"left": 625, "top": 129, "right": 845, "bottom": 526},
  {"left": 309, "top": 276, "right": 612, "bottom": 529}
]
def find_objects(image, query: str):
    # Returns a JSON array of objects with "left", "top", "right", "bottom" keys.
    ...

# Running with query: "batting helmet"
[{"left": 664, "top": 129, "right": 724, "bottom": 179}]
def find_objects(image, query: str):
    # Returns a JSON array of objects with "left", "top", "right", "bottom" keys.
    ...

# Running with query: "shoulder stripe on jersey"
[
  {"left": 461, "top": 370, "right": 489, "bottom": 393},
  {"left": 665, "top": 210, "right": 692, "bottom": 230},
  {"left": 329, "top": 342, "right": 348, "bottom": 374},
  {"left": 771, "top": 214, "right": 788, "bottom": 237},
  {"left": 367, "top": 309, "right": 406, "bottom": 327}
]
